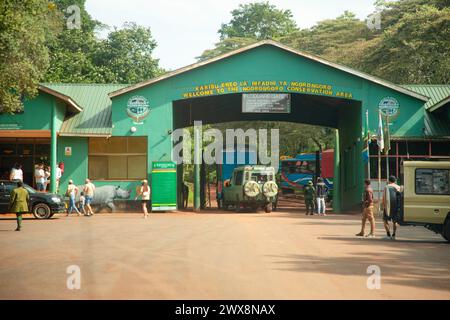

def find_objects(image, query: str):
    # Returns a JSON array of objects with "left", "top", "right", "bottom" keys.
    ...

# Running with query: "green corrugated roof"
[
  {"left": 402, "top": 85, "right": 450, "bottom": 137},
  {"left": 403, "top": 84, "right": 450, "bottom": 111},
  {"left": 43, "top": 83, "right": 128, "bottom": 136}
]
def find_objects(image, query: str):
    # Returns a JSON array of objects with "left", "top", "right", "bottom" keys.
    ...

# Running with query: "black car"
[{"left": 0, "top": 180, "right": 66, "bottom": 219}]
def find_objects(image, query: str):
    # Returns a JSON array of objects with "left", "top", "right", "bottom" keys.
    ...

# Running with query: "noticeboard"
[
  {"left": 151, "top": 161, "right": 177, "bottom": 211},
  {"left": 242, "top": 93, "right": 291, "bottom": 113}
]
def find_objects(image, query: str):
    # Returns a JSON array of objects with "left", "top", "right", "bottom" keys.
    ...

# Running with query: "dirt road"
[{"left": 0, "top": 209, "right": 449, "bottom": 299}]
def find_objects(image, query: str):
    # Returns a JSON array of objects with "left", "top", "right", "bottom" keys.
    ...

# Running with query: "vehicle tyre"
[
  {"left": 442, "top": 216, "right": 450, "bottom": 242},
  {"left": 265, "top": 203, "right": 272, "bottom": 213},
  {"left": 33, "top": 203, "right": 52, "bottom": 219}
]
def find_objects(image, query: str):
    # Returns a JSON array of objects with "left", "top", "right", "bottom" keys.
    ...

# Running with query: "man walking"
[
  {"left": 315, "top": 177, "right": 327, "bottom": 216},
  {"left": 66, "top": 180, "right": 81, "bottom": 216},
  {"left": 382, "top": 175, "right": 402, "bottom": 239},
  {"left": 304, "top": 181, "right": 315, "bottom": 215},
  {"left": 356, "top": 179, "right": 375, "bottom": 237},
  {"left": 9, "top": 181, "right": 29, "bottom": 231},
  {"left": 83, "top": 178, "right": 95, "bottom": 216}
]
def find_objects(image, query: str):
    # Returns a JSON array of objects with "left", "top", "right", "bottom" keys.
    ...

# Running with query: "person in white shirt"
[
  {"left": 136, "top": 179, "right": 151, "bottom": 219},
  {"left": 78, "top": 192, "right": 86, "bottom": 215},
  {"left": 44, "top": 166, "right": 51, "bottom": 192},
  {"left": 34, "top": 164, "right": 45, "bottom": 192},
  {"left": 55, "top": 166, "right": 62, "bottom": 193},
  {"left": 10, "top": 163, "right": 23, "bottom": 182}
]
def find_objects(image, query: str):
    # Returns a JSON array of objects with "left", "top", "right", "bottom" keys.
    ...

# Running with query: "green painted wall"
[
  {"left": 57, "top": 137, "right": 88, "bottom": 194},
  {"left": 56, "top": 137, "right": 143, "bottom": 198},
  {"left": 0, "top": 92, "right": 66, "bottom": 131}
]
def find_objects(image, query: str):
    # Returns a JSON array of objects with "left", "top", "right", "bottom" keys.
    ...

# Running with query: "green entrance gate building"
[{"left": 2, "top": 40, "right": 449, "bottom": 212}]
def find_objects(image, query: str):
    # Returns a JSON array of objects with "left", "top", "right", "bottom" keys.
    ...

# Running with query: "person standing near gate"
[
  {"left": 356, "top": 179, "right": 375, "bottom": 237},
  {"left": 84, "top": 178, "right": 96, "bottom": 216},
  {"left": 382, "top": 175, "right": 402, "bottom": 239},
  {"left": 304, "top": 180, "right": 315, "bottom": 215},
  {"left": 9, "top": 181, "right": 29, "bottom": 231},
  {"left": 315, "top": 177, "right": 327, "bottom": 216}
]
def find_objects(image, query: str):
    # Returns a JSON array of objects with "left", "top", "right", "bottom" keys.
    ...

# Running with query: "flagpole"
[
  {"left": 378, "top": 143, "right": 381, "bottom": 215},
  {"left": 377, "top": 111, "right": 384, "bottom": 215},
  {"left": 385, "top": 114, "right": 390, "bottom": 181},
  {"left": 366, "top": 109, "right": 371, "bottom": 180}
]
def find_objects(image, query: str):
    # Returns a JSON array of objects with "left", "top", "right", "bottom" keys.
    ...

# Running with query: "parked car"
[
  {"left": 222, "top": 166, "right": 278, "bottom": 213},
  {"left": 0, "top": 180, "right": 66, "bottom": 219},
  {"left": 391, "top": 161, "right": 450, "bottom": 242}
]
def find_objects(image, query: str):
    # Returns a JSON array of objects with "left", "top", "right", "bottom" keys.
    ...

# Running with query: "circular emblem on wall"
[
  {"left": 378, "top": 97, "right": 399, "bottom": 117},
  {"left": 126, "top": 95, "right": 150, "bottom": 123}
]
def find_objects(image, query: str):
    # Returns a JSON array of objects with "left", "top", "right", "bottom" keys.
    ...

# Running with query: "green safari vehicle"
[{"left": 222, "top": 165, "right": 278, "bottom": 213}]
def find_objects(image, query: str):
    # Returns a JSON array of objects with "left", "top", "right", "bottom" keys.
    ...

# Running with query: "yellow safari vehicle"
[{"left": 400, "top": 161, "right": 450, "bottom": 241}]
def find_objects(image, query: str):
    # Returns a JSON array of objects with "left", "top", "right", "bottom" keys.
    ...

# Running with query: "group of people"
[
  {"left": 356, "top": 175, "right": 402, "bottom": 239},
  {"left": 65, "top": 179, "right": 96, "bottom": 216},
  {"left": 303, "top": 177, "right": 328, "bottom": 216},
  {"left": 7, "top": 175, "right": 153, "bottom": 230},
  {"left": 9, "top": 162, "right": 64, "bottom": 192},
  {"left": 303, "top": 175, "right": 402, "bottom": 240},
  {"left": 34, "top": 163, "right": 63, "bottom": 192}
]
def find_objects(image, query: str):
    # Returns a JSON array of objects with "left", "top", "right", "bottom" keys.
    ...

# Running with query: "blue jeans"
[
  {"left": 36, "top": 182, "right": 44, "bottom": 191},
  {"left": 68, "top": 195, "right": 80, "bottom": 214}
]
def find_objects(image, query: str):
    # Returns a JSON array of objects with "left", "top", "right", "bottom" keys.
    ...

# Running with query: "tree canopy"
[
  {"left": 45, "top": 1, "right": 162, "bottom": 84},
  {"left": 219, "top": 2, "right": 298, "bottom": 40},
  {"left": 0, "top": 0, "right": 162, "bottom": 112},
  {"left": 0, "top": 0, "right": 62, "bottom": 113}
]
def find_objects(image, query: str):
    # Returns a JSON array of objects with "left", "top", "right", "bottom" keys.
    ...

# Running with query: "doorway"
[{"left": 0, "top": 138, "right": 50, "bottom": 187}]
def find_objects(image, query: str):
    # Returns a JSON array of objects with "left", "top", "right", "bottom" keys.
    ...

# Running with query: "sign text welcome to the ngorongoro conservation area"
[{"left": 181, "top": 80, "right": 354, "bottom": 100}]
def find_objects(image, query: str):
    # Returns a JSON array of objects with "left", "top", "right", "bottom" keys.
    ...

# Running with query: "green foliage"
[
  {"left": 197, "top": 37, "right": 258, "bottom": 61},
  {"left": 0, "top": 0, "right": 62, "bottom": 113},
  {"left": 197, "top": 1, "right": 297, "bottom": 60},
  {"left": 218, "top": 1, "right": 298, "bottom": 40},
  {"left": 362, "top": 4, "right": 450, "bottom": 84},
  {"left": 45, "top": 1, "right": 162, "bottom": 83},
  {"left": 91, "top": 23, "right": 162, "bottom": 83}
]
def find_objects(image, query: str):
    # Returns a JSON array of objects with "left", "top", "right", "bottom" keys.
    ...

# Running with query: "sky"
[{"left": 85, "top": 0, "right": 377, "bottom": 71}]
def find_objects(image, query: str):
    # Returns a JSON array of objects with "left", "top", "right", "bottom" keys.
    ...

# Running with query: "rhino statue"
[{"left": 75, "top": 185, "right": 131, "bottom": 212}]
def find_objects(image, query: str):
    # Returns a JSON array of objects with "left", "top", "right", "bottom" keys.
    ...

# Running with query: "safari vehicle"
[
  {"left": 222, "top": 165, "right": 278, "bottom": 213},
  {"left": 0, "top": 180, "right": 66, "bottom": 219},
  {"left": 393, "top": 161, "right": 450, "bottom": 242}
]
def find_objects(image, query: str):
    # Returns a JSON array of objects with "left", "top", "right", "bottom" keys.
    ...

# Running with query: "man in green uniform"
[
  {"left": 304, "top": 181, "right": 315, "bottom": 215},
  {"left": 9, "top": 181, "right": 29, "bottom": 231}
]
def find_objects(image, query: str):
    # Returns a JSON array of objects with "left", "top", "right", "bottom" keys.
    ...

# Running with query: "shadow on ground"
[{"left": 268, "top": 235, "right": 450, "bottom": 292}]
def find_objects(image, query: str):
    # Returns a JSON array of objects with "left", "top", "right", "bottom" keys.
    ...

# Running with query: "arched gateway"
[
  {"left": 108, "top": 40, "right": 427, "bottom": 212},
  {"left": 2, "top": 40, "right": 434, "bottom": 213}
]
